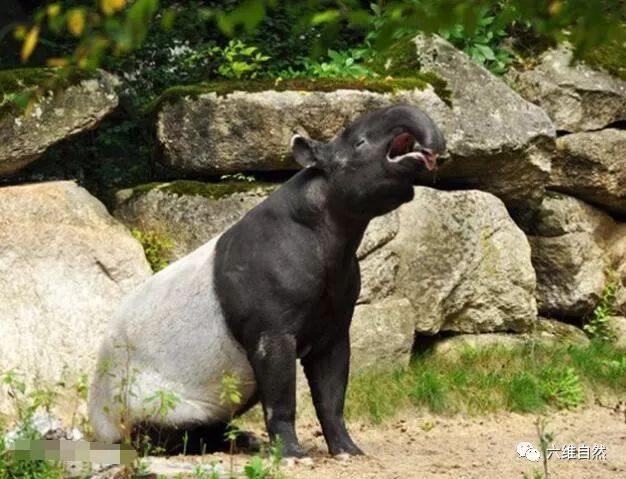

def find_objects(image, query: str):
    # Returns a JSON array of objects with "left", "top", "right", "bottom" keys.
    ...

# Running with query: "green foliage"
[
  {"left": 0, "top": 372, "right": 65, "bottom": 479},
  {"left": 243, "top": 455, "right": 271, "bottom": 479},
  {"left": 584, "top": 279, "right": 618, "bottom": 343},
  {"left": 539, "top": 367, "right": 584, "bottom": 409},
  {"left": 345, "top": 341, "right": 626, "bottom": 422},
  {"left": 439, "top": 11, "right": 514, "bottom": 74},
  {"left": 216, "top": 40, "right": 270, "bottom": 80},
  {"left": 131, "top": 228, "right": 173, "bottom": 272},
  {"left": 277, "top": 48, "right": 375, "bottom": 79},
  {"left": 143, "top": 389, "right": 181, "bottom": 422},
  {"left": 583, "top": 41, "right": 626, "bottom": 81},
  {"left": 182, "top": 39, "right": 270, "bottom": 80}
]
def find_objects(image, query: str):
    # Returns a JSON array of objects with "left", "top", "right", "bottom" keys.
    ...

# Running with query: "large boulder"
[
  {"left": 0, "top": 181, "right": 151, "bottom": 420},
  {"left": 350, "top": 298, "right": 417, "bottom": 370},
  {"left": 388, "top": 187, "right": 537, "bottom": 334},
  {"left": 510, "top": 46, "right": 626, "bottom": 132},
  {"left": 528, "top": 234, "right": 606, "bottom": 319},
  {"left": 526, "top": 192, "right": 626, "bottom": 319},
  {"left": 157, "top": 87, "right": 449, "bottom": 174},
  {"left": 550, "top": 129, "right": 626, "bottom": 216},
  {"left": 0, "top": 70, "right": 119, "bottom": 177},
  {"left": 413, "top": 35, "right": 555, "bottom": 209}
]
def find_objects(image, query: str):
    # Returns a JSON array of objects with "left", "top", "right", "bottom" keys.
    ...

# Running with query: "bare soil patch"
[{"left": 166, "top": 406, "right": 626, "bottom": 479}]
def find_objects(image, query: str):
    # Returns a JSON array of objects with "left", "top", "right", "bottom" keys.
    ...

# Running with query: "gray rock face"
[
  {"left": 527, "top": 192, "right": 626, "bottom": 319},
  {"left": 157, "top": 88, "right": 446, "bottom": 174},
  {"left": 0, "top": 181, "right": 151, "bottom": 420},
  {"left": 529, "top": 234, "right": 606, "bottom": 318},
  {"left": 413, "top": 35, "right": 556, "bottom": 208},
  {"left": 350, "top": 298, "right": 417, "bottom": 371},
  {"left": 388, "top": 187, "right": 537, "bottom": 333},
  {"left": 510, "top": 46, "right": 626, "bottom": 132},
  {"left": 551, "top": 129, "right": 626, "bottom": 216},
  {"left": 0, "top": 71, "right": 119, "bottom": 177}
]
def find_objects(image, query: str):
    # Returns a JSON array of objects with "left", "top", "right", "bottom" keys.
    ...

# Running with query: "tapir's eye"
[{"left": 355, "top": 139, "right": 366, "bottom": 148}]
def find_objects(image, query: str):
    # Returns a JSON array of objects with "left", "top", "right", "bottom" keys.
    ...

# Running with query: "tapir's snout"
[{"left": 377, "top": 104, "right": 445, "bottom": 174}]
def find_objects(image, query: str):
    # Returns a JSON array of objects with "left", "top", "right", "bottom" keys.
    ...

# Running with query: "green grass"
[{"left": 345, "top": 340, "right": 626, "bottom": 423}]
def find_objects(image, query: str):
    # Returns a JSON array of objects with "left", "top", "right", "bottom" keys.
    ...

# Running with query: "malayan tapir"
[{"left": 89, "top": 104, "right": 445, "bottom": 458}]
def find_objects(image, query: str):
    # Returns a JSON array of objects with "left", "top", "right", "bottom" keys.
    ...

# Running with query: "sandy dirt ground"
[{"left": 151, "top": 405, "right": 626, "bottom": 479}]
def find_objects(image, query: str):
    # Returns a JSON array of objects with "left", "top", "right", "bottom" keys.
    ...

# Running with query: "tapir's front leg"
[
  {"left": 248, "top": 334, "right": 305, "bottom": 458},
  {"left": 302, "top": 334, "right": 364, "bottom": 456}
]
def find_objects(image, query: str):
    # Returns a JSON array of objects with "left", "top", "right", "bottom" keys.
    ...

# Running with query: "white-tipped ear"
[{"left": 291, "top": 134, "right": 322, "bottom": 168}]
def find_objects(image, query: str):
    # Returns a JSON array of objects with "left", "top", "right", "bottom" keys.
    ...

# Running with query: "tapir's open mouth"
[{"left": 386, "top": 132, "right": 438, "bottom": 171}]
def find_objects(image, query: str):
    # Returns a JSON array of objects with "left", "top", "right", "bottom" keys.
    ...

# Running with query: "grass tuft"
[{"left": 346, "top": 341, "right": 626, "bottom": 422}]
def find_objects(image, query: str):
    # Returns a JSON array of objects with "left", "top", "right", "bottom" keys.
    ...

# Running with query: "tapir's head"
[{"left": 291, "top": 104, "right": 445, "bottom": 218}]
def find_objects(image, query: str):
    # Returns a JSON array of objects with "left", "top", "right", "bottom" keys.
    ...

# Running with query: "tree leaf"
[
  {"left": 20, "top": 25, "right": 39, "bottom": 62},
  {"left": 311, "top": 9, "right": 341, "bottom": 26}
]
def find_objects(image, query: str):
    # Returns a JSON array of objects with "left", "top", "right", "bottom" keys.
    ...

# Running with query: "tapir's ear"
[{"left": 291, "top": 134, "right": 326, "bottom": 169}]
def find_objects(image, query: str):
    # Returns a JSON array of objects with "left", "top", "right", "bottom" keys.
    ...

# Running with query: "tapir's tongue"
[{"left": 389, "top": 132, "right": 415, "bottom": 158}]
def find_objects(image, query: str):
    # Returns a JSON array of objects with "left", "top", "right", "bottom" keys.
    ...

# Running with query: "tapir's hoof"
[{"left": 330, "top": 442, "right": 364, "bottom": 457}]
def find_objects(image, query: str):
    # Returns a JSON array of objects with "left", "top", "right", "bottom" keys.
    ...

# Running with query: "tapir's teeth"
[{"left": 386, "top": 151, "right": 425, "bottom": 164}]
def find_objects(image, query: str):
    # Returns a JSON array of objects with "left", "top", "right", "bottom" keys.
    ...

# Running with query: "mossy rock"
[
  {"left": 0, "top": 68, "right": 118, "bottom": 178},
  {"left": 146, "top": 75, "right": 448, "bottom": 113},
  {"left": 0, "top": 67, "right": 93, "bottom": 118}
]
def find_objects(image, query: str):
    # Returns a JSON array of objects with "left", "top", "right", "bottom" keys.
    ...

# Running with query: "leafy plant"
[
  {"left": 584, "top": 279, "right": 618, "bottom": 343},
  {"left": 277, "top": 48, "right": 376, "bottom": 79},
  {"left": 539, "top": 367, "right": 584, "bottom": 409},
  {"left": 439, "top": 12, "right": 514, "bottom": 74},
  {"left": 217, "top": 40, "right": 270, "bottom": 80},
  {"left": 131, "top": 228, "right": 173, "bottom": 272},
  {"left": 0, "top": 371, "right": 65, "bottom": 479}
]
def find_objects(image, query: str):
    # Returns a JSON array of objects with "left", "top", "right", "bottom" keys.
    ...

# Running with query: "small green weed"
[
  {"left": 0, "top": 371, "right": 66, "bottom": 479},
  {"left": 277, "top": 48, "right": 376, "bottom": 79},
  {"left": 439, "top": 12, "right": 514, "bottom": 75},
  {"left": 584, "top": 278, "right": 618, "bottom": 343},
  {"left": 131, "top": 228, "right": 173, "bottom": 272},
  {"left": 183, "top": 40, "right": 270, "bottom": 80}
]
